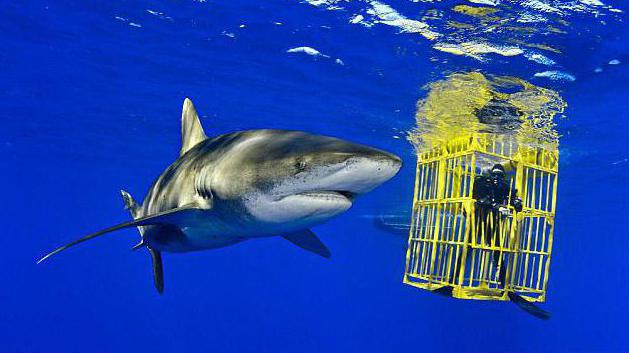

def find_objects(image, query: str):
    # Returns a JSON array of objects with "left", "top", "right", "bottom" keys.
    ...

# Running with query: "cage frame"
[{"left": 403, "top": 133, "right": 558, "bottom": 302}]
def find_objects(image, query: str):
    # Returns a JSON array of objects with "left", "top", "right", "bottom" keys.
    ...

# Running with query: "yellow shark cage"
[{"left": 403, "top": 133, "right": 558, "bottom": 302}]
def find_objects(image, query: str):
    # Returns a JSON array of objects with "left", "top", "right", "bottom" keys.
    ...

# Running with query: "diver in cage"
[
  {"left": 472, "top": 163, "right": 521, "bottom": 289},
  {"left": 435, "top": 163, "right": 550, "bottom": 319}
]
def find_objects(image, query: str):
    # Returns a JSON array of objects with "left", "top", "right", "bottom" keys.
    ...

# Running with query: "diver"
[
  {"left": 435, "top": 163, "right": 550, "bottom": 319},
  {"left": 472, "top": 163, "right": 521, "bottom": 289}
]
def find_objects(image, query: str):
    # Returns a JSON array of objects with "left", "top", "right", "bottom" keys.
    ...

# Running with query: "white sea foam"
[
  {"left": 304, "top": 0, "right": 343, "bottom": 9},
  {"left": 297, "top": 0, "right": 621, "bottom": 67},
  {"left": 366, "top": 1, "right": 439, "bottom": 39},
  {"left": 287, "top": 46, "right": 330, "bottom": 58},
  {"left": 517, "top": 12, "right": 548, "bottom": 23},
  {"left": 534, "top": 70, "right": 576, "bottom": 81},
  {"left": 522, "top": 0, "right": 563, "bottom": 14},
  {"left": 525, "top": 52, "right": 556, "bottom": 65},
  {"left": 303, "top": 0, "right": 441, "bottom": 40},
  {"left": 350, "top": 14, "right": 364, "bottom": 24},
  {"left": 115, "top": 15, "right": 141, "bottom": 28},
  {"left": 579, "top": 0, "right": 604, "bottom": 6},
  {"left": 146, "top": 9, "right": 173, "bottom": 21},
  {"left": 468, "top": 0, "right": 500, "bottom": 5},
  {"left": 433, "top": 42, "right": 523, "bottom": 60}
]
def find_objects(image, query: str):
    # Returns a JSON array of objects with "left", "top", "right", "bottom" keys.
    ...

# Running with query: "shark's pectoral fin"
[
  {"left": 37, "top": 205, "right": 204, "bottom": 264},
  {"left": 149, "top": 248, "right": 164, "bottom": 294},
  {"left": 282, "top": 230, "right": 331, "bottom": 258}
]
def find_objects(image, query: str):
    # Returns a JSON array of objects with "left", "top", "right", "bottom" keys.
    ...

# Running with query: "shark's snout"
[
  {"left": 312, "top": 149, "right": 402, "bottom": 197},
  {"left": 368, "top": 150, "right": 403, "bottom": 184}
]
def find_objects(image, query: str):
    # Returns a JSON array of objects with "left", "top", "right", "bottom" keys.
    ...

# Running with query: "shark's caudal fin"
[
  {"left": 508, "top": 292, "right": 551, "bottom": 320},
  {"left": 37, "top": 205, "right": 203, "bottom": 264},
  {"left": 179, "top": 98, "right": 208, "bottom": 156},
  {"left": 283, "top": 229, "right": 331, "bottom": 258}
]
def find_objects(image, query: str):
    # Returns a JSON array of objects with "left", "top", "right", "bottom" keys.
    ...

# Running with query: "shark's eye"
[{"left": 295, "top": 159, "right": 307, "bottom": 173}]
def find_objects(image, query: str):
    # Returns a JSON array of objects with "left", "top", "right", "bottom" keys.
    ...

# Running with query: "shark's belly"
[
  {"left": 144, "top": 200, "right": 335, "bottom": 252},
  {"left": 179, "top": 226, "right": 243, "bottom": 251},
  {"left": 146, "top": 217, "right": 244, "bottom": 253}
]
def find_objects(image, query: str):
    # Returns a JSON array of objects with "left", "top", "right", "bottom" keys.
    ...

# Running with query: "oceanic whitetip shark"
[{"left": 38, "top": 98, "right": 402, "bottom": 293}]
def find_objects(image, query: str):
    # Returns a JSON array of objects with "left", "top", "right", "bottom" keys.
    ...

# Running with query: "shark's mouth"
[
  {"left": 290, "top": 190, "right": 356, "bottom": 202},
  {"left": 335, "top": 190, "right": 357, "bottom": 200}
]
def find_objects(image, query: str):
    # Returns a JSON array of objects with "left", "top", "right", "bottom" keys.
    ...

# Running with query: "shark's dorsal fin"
[{"left": 180, "top": 98, "right": 207, "bottom": 156}]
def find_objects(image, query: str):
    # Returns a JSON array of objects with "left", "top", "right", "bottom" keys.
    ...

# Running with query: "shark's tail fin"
[{"left": 121, "top": 190, "right": 164, "bottom": 294}]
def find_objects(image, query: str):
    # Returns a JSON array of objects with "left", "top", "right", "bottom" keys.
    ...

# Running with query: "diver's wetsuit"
[{"left": 472, "top": 169, "right": 523, "bottom": 287}]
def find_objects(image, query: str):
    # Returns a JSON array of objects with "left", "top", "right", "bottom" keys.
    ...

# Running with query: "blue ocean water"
[{"left": 1, "top": 1, "right": 628, "bottom": 352}]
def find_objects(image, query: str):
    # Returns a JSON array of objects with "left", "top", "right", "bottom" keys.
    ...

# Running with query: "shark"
[{"left": 38, "top": 98, "right": 402, "bottom": 293}]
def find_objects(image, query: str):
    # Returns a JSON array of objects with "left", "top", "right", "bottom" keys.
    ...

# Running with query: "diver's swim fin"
[
  {"left": 37, "top": 205, "right": 203, "bottom": 264},
  {"left": 283, "top": 229, "right": 331, "bottom": 258},
  {"left": 432, "top": 285, "right": 454, "bottom": 297},
  {"left": 508, "top": 292, "right": 551, "bottom": 320},
  {"left": 149, "top": 248, "right": 164, "bottom": 294}
]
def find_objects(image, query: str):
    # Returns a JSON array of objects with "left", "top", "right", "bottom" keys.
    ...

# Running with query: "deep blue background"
[{"left": 1, "top": 1, "right": 628, "bottom": 352}]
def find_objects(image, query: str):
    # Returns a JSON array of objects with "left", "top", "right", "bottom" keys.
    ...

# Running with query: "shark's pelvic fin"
[
  {"left": 121, "top": 189, "right": 146, "bottom": 249},
  {"left": 131, "top": 241, "right": 146, "bottom": 251},
  {"left": 149, "top": 248, "right": 164, "bottom": 294},
  {"left": 121, "top": 189, "right": 140, "bottom": 219},
  {"left": 37, "top": 205, "right": 203, "bottom": 264},
  {"left": 283, "top": 229, "right": 331, "bottom": 258},
  {"left": 180, "top": 98, "right": 208, "bottom": 156}
]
